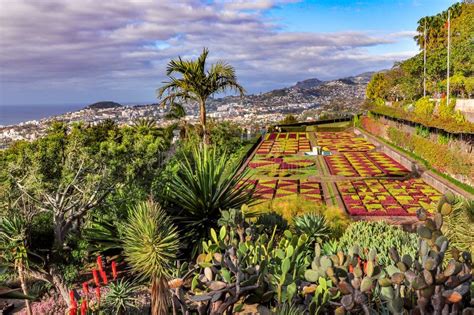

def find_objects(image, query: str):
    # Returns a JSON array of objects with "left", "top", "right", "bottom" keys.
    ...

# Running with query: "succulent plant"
[
  {"left": 303, "top": 243, "right": 382, "bottom": 314},
  {"left": 380, "top": 202, "right": 472, "bottom": 314}
]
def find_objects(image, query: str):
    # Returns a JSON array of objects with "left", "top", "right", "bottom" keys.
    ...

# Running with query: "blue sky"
[{"left": 0, "top": 0, "right": 457, "bottom": 106}]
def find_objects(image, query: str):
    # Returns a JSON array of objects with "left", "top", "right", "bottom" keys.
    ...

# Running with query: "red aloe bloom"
[
  {"left": 100, "top": 270, "right": 108, "bottom": 285},
  {"left": 81, "top": 299, "right": 87, "bottom": 315},
  {"left": 111, "top": 261, "right": 117, "bottom": 280},
  {"left": 69, "top": 290, "right": 76, "bottom": 303},
  {"left": 95, "top": 287, "right": 101, "bottom": 300},
  {"left": 97, "top": 256, "right": 104, "bottom": 272},
  {"left": 82, "top": 282, "right": 89, "bottom": 296},
  {"left": 92, "top": 269, "right": 100, "bottom": 286}
]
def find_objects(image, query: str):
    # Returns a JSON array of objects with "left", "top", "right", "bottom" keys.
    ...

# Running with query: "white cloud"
[{"left": 0, "top": 0, "right": 415, "bottom": 104}]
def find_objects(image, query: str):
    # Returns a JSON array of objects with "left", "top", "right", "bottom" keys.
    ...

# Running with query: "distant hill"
[
  {"left": 293, "top": 78, "right": 324, "bottom": 89},
  {"left": 86, "top": 101, "right": 122, "bottom": 109},
  {"left": 205, "top": 71, "right": 375, "bottom": 114}
]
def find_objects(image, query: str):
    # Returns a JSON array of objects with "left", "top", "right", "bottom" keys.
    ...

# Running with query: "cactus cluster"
[
  {"left": 304, "top": 244, "right": 383, "bottom": 314},
  {"left": 380, "top": 200, "right": 472, "bottom": 314}
]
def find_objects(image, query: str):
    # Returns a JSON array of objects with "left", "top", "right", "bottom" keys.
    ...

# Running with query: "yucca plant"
[
  {"left": 105, "top": 279, "right": 140, "bottom": 315},
  {"left": 165, "top": 145, "right": 255, "bottom": 255},
  {"left": 121, "top": 201, "right": 179, "bottom": 315},
  {"left": 292, "top": 213, "right": 331, "bottom": 245},
  {"left": 0, "top": 216, "right": 33, "bottom": 315}
]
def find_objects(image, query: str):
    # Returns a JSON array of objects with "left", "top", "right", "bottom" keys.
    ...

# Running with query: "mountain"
[
  {"left": 208, "top": 71, "right": 374, "bottom": 111},
  {"left": 292, "top": 78, "right": 324, "bottom": 89}
]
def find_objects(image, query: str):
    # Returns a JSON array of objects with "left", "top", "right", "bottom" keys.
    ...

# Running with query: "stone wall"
[{"left": 455, "top": 98, "right": 474, "bottom": 123}]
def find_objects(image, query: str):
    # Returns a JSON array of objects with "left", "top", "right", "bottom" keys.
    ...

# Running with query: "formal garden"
[{"left": 1, "top": 18, "right": 473, "bottom": 313}]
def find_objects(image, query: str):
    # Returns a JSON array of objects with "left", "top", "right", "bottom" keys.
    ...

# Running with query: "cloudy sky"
[{"left": 0, "top": 0, "right": 456, "bottom": 106}]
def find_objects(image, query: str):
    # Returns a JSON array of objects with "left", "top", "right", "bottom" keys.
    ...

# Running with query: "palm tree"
[
  {"left": 157, "top": 48, "right": 245, "bottom": 143},
  {"left": 121, "top": 201, "right": 179, "bottom": 315}
]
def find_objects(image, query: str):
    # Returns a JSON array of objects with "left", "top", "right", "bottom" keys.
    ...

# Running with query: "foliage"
[
  {"left": 279, "top": 114, "right": 299, "bottom": 125},
  {"left": 414, "top": 97, "right": 435, "bottom": 117},
  {"left": 165, "top": 145, "right": 255, "bottom": 255},
  {"left": 367, "top": 3, "right": 473, "bottom": 101},
  {"left": 441, "top": 196, "right": 474, "bottom": 256},
  {"left": 387, "top": 126, "right": 472, "bottom": 178},
  {"left": 337, "top": 221, "right": 418, "bottom": 266},
  {"left": 121, "top": 200, "right": 179, "bottom": 314},
  {"left": 292, "top": 213, "right": 331, "bottom": 245},
  {"left": 105, "top": 279, "right": 140, "bottom": 314},
  {"left": 255, "top": 212, "right": 288, "bottom": 235},
  {"left": 368, "top": 104, "right": 474, "bottom": 134}
]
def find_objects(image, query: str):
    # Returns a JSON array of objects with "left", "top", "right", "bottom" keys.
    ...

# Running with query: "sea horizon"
[{"left": 0, "top": 102, "right": 153, "bottom": 126}]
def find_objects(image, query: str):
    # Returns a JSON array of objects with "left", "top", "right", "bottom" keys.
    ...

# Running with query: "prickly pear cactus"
[
  {"left": 304, "top": 243, "right": 383, "bottom": 314},
  {"left": 382, "top": 199, "right": 473, "bottom": 314}
]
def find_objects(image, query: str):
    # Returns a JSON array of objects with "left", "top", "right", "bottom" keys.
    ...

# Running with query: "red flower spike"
[
  {"left": 69, "top": 290, "right": 76, "bottom": 303},
  {"left": 100, "top": 270, "right": 108, "bottom": 285},
  {"left": 82, "top": 282, "right": 89, "bottom": 296},
  {"left": 97, "top": 256, "right": 104, "bottom": 272},
  {"left": 81, "top": 300, "right": 87, "bottom": 315},
  {"left": 70, "top": 307, "right": 77, "bottom": 315},
  {"left": 92, "top": 269, "right": 100, "bottom": 286},
  {"left": 111, "top": 261, "right": 117, "bottom": 280},
  {"left": 95, "top": 287, "right": 101, "bottom": 300}
]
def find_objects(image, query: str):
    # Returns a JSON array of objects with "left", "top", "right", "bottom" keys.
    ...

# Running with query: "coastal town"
[{"left": 0, "top": 73, "right": 369, "bottom": 148}]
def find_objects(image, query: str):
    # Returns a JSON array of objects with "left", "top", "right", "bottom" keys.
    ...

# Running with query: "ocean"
[{"left": 0, "top": 103, "right": 85, "bottom": 126}]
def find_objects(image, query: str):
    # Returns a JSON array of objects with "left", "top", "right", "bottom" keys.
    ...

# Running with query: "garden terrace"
[{"left": 242, "top": 129, "right": 444, "bottom": 220}]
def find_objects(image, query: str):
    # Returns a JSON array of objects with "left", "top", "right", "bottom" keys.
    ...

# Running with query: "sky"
[{"left": 0, "top": 0, "right": 457, "bottom": 106}]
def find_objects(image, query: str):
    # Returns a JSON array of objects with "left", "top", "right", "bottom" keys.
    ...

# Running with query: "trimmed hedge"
[{"left": 368, "top": 105, "right": 474, "bottom": 134}]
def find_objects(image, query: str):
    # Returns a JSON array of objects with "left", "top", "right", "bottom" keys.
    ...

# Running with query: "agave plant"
[
  {"left": 292, "top": 213, "right": 331, "bottom": 245},
  {"left": 165, "top": 145, "right": 255, "bottom": 255},
  {"left": 121, "top": 201, "right": 179, "bottom": 315},
  {"left": 105, "top": 279, "right": 140, "bottom": 315}
]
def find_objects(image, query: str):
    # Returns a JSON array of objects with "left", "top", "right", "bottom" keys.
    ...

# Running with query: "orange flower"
[
  {"left": 92, "top": 269, "right": 100, "bottom": 287},
  {"left": 111, "top": 261, "right": 117, "bottom": 280}
]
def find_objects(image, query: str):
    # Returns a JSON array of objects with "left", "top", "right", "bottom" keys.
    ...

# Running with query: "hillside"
[
  {"left": 86, "top": 101, "right": 122, "bottom": 109},
  {"left": 207, "top": 72, "right": 374, "bottom": 113},
  {"left": 367, "top": 2, "right": 473, "bottom": 102}
]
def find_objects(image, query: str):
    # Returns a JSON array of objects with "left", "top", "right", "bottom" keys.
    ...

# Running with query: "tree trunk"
[
  {"left": 199, "top": 100, "right": 208, "bottom": 144},
  {"left": 50, "top": 265, "right": 71, "bottom": 307},
  {"left": 151, "top": 277, "right": 170, "bottom": 315},
  {"left": 18, "top": 265, "right": 32, "bottom": 315}
]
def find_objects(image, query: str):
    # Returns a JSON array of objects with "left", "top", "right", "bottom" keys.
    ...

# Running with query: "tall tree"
[{"left": 157, "top": 48, "right": 245, "bottom": 143}]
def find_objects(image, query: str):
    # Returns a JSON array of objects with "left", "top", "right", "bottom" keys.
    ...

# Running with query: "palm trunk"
[
  {"left": 18, "top": 265, "right": 32, "bottom": 315},
  {"left": 199, "top": 100, "right": 208, "bottom": 144},
  {"left": 151, "top": 277, "right": 170, "bottom": 315}
]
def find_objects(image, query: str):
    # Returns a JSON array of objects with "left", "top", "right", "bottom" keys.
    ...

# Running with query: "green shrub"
[
  {"left": 387, "top": 127, "right": 472, "bottom": 178},
  {"left": 337, "top": 221, "right": 418, "bottom": 266},
  {"left": 414, "top": 97, "right": 435, "bottom": 117}
]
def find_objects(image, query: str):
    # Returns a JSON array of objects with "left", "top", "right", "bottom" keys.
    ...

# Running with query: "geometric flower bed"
[
  {"left": 316, "top": 132, "right": 375, "bottom": 152},
  {"left": 256, "top": 132, "right": 311, "bottom": 155},
  {"left": 337, "top": 178, "right": 442, "bottom": 216},
  {"left": 366, "top": 152, "right": 410, "bottom": 176},
  {"left": 251, "top": 178, "right": 323, "bottom": 203},
  {"left": 248, "top": 157, "right": 315, "bottom": 170},
  {"left": 324, "top": 152, "right": 409, "bottom": 177}
]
